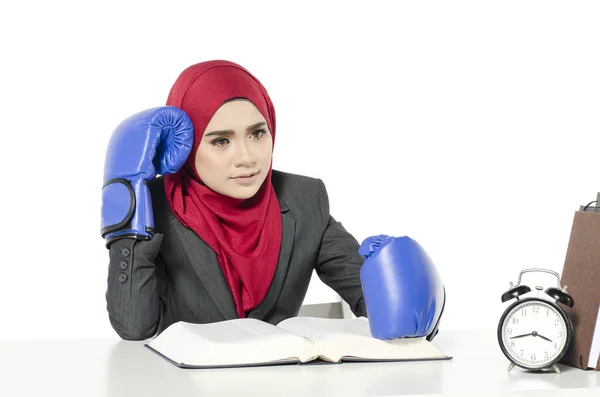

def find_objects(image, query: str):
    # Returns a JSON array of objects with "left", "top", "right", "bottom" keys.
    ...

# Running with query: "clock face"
[{"left": 498, "top": 298, "right": 570, "bottom": 369}]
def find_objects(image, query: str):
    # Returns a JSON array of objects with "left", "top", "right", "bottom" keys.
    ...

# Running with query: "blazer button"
[
  {"left": 118, "top": 273, "right": 127, "bottom": 283},
  {"left": 119, "top": 260, "right": 128, "bottom": 270},
  {"left": 120, "top": 248, "right": 130, "bottom": 258}
]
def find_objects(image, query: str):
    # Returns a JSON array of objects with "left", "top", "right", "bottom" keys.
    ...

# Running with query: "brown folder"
[{"left": 559, "top": 210, "right": 600, "bottom": 370}]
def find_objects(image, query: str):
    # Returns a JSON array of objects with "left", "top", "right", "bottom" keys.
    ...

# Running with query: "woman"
[{"left": 103, "top": 60, "right": 367, "bottom": 340}]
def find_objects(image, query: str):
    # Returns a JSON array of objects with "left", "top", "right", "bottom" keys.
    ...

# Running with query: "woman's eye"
[
  {"left": 251, "top": 129, "right": 267, "bottom": 139},
  {"left": 211, "top": 138, "right": 230, "bottom": 147}
]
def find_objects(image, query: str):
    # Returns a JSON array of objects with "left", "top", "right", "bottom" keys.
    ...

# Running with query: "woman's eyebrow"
[
  {"left": 246, "top": 121, "right": 267, "bottom": 131},
  {"left": 205, "top": 122, "right": 267, "bottom": 137}
]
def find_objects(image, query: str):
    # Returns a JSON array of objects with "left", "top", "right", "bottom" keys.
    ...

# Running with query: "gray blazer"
[{"left": 105, "top": 170, "right": 367, "bottom": 340}]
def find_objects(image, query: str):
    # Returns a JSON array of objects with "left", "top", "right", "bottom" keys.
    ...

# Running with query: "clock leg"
[
  {"left": 507, "top": 363, "right": 515, "bottom": 372},
  {"left": 552, "top": 364, "right": 561, "bottom": 374}
]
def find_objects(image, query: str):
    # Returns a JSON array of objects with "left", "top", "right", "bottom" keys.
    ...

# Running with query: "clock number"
[
  {"left": 521, "top": 308, "right": 527, "bottom": 316},
  {"left": 544, "top": 352, "right": 549, "bottom": 359},
  {"left": 512, "top": 318, "right": 519, "bottom": 325},
  {"left": 554, "top": 343, "right": 558, "bottom": 349},
  {"left": 533, "top": 306, "right": 539, "bottom": 313},
  {"left": 531, "top": 353, "right": 536, "bottom": 361},
  {"left": 554, "top": 317, "right": 559, "bottom": 325},
  {"left": 510, "top": 341, "right": 515, "bottom": 348},
  {"left": 505, "top": 328, "right": 513, "bottom": 336},
  {"left": 520, "top": 349, "right": 524, "bottom": 356},
  {"left": 558, "top": 331, "right": 565, "bottom": 338}
]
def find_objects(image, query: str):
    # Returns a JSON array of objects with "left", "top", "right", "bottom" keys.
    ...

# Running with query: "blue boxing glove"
[
  {"left": 359, "top": 235, "right": 446, "bottom": 341},
  {"left": 101, "top": 106, "right": 193, "bottom": 247}
]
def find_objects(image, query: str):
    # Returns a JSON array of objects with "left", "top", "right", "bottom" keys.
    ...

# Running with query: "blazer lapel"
[
  {"left": 171, "top": 219, "right": 239, "bottom": 320},
  {"left": 248, "top": 200, "right": 296, "bottom": 319}
]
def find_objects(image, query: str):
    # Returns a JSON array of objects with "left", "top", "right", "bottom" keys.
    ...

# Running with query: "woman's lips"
[{"left": 231, "top": 172, "right": 259, "bottom": 185}]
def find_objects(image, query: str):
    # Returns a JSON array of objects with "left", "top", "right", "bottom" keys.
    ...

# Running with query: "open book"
[{"left": 144, "top": 316, "right": 451, "bottom": 369}]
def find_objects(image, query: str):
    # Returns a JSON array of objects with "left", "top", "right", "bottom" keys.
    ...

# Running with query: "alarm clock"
[{"left": 498, "top": 268, "right": 574, "bottom": 374}]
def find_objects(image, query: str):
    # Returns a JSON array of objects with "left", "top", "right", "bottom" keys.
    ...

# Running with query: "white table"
[{"left": 1, "top": 329, "right": 598, "bottom": 396}]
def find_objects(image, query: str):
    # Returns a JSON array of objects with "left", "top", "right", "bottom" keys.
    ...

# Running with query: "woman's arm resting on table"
[{"left": 314, "top": 179, "right": 367, "bottom": 317}]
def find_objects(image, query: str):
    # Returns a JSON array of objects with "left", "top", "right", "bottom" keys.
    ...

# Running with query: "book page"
[
  {"left": 278, "top": 317, "right": 371, "bottom": 348},
  {"left": 146, "top": 318, "right": 319, "bottom": 367},
  {"left": 278, "top": 317, "right": 447, "bottom": 363},
  {"left": 588, "top": 304, "right": 600, "bottom": 369}
]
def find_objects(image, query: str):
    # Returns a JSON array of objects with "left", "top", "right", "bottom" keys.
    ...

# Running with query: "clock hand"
[
  {"left": 528, "top": 331, "right": 553, "bottom": 342},
  {"left": 536, "top": 333, "right": 553, "bottom": 343},
  {"left": 509, "top": 332, "right": 533, "bottom": 339}
]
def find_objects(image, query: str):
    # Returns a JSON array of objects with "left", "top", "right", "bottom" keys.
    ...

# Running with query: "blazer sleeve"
[
  {"left": 314, "top": 179, "right": 368, "bottom": 318},
  {"left": 105, "top": 234, "right": 166, "bottom": 340}
]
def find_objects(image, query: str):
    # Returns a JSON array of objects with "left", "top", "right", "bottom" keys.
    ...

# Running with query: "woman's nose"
[{"left": 233, "top": 141, "right": 256, "bottom": 167}]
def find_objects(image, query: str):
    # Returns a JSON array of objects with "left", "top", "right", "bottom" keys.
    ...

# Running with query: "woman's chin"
[{"left": 224, "top": 185, "right": 261, "bottom": 200}]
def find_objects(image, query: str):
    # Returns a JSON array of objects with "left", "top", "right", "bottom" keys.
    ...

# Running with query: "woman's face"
[{"left": 195, "top": 99, "right": 273, "bottom": 199}]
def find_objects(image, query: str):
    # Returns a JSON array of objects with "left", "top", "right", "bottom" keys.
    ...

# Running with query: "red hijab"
[{"left": 163, "top": 60, "right": 282, "bottom": 318}]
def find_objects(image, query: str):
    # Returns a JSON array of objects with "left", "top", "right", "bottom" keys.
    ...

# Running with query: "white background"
[{"left": 1, "top": 0, "right": 599, "bottom": 339}]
